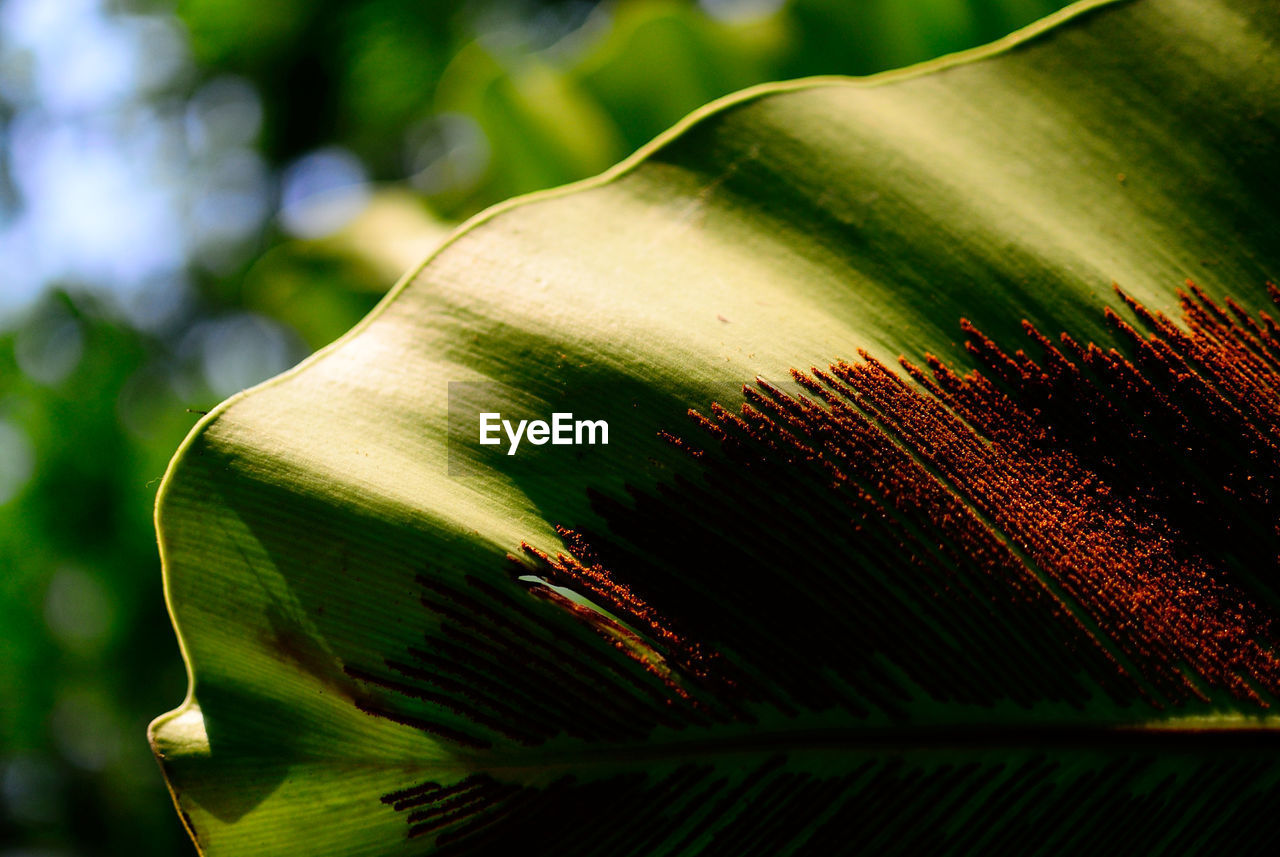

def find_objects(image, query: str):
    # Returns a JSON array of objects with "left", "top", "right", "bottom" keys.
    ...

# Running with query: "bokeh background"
[{"left": 0, "top": 0, "right": 1068, "bottom": 853}]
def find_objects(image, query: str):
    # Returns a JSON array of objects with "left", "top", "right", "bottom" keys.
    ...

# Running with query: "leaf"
[{"left": 150, "top": 0, "right": 1280, "bottom": 854}]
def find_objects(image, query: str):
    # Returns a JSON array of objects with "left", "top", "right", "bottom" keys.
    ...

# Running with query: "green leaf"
[{"left": 150, "top": 0, "right": 1280, "bottom": 853}]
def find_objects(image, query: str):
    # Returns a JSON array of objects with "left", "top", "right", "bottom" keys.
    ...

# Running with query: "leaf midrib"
[{"left": 384, "top": 722, "right": 1280, "bottom": 778}]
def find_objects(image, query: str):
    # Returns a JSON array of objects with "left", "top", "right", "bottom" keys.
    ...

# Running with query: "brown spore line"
[
  {"left": 534, "top": 282, "right": 1280, "bottom": 718},
  {"left": 352, "top": 284, "right": 1280, "bottom": 769}
]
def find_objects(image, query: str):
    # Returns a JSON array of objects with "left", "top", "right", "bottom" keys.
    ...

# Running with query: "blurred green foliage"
[
  {"left": 175, "top": 0, "right": 1071, "bottom": 217},
  {"left": 0, "top": 0, "right": 1065, "bottom": 853}
]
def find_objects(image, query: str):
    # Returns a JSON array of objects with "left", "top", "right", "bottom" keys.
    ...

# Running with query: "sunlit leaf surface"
[{"left": 151, "top": 0, "right": 1280, "bottom": 853}]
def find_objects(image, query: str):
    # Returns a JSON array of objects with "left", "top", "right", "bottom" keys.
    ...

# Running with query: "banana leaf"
[{"left": 150, "top": 0, "right": 1280, "bottom": 853}]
